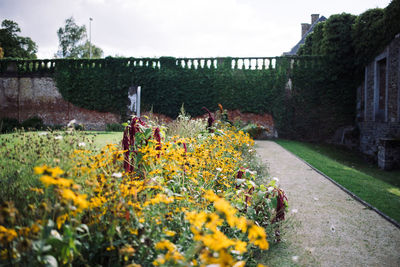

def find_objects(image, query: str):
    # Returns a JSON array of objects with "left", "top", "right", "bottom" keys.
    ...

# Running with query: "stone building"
[
  {"left": 356, "top": 34, "right": 400, "bottom": 170},
  {"left": 283, "top": 14, "right": 327, "bottom": 56}
]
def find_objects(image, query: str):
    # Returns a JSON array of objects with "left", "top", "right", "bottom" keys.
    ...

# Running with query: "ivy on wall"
[{"left": 53, "top": 57, "right": 293, "bottom": 120}]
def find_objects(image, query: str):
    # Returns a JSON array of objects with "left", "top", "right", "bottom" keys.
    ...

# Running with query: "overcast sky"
[{"left": 0, "top": 0, "right": 392, "bottom": 59}]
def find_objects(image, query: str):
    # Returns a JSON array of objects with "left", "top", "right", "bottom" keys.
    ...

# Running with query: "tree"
[
  {"left": 56, "top": 17, "right": 103, "bottom": 58},
  {"left": 352, "top": 8, "right": 385, "bottom": 68},
  {"left": 0, "top": 19, "right": 38, "bottom": 59},
  {"left": 77, "top": 41, "right": 103, "bottom": 58}
]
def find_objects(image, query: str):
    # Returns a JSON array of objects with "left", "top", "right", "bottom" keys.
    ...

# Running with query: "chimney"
[
  {"left": 311, "top": 14, "right": 319, "bottom": 24},
  {"left": 301, "top": 23, "right": 311, "bottom": 38}
]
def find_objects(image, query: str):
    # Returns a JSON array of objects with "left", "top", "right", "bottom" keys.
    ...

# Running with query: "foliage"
[
  {"left": 240, "top": 123, "right": 268, "bottom": 139},
  {"left": 352, "top": 8, "right": 385, "bottom": 68},
  {"left": 52, "top": 56, "right": 291, "bottom": 119},
  {"left": 294, "top": 13, "right": 358, "bottom": 139},
  {"left": 77, "top": 40, "right": 103, "bottom": 59},
  {"left": 383, "top": 0, "right": 400, "bottom": 43},
  {"left": 292, "top": 0, "right": 400, "bottom": 139},
  {"left": 0, "top": 19, "right": 37, "bottom": 59},
  {"left": 0, "top": 115, "right": 287, "bottom": 266},
  {"left": 106, "top": 123, "right": 125, "bottom": 132},
  {"left": 166, "top": 105, "right": 207, "bottom": 138},
  {"left": 276, "top": 139, "right": 400, "bottom": 223},
  {"left": 56, "top": 17, "right": 103, "bottom": 59},
  {"left": 21, "top": 116, "right": 44, "bottom": 131},
  {"left": 0, "top": 117, "right": 20, "bottom": 133},
  {"left": 0, "top": 116, "right": 46, "bottom": 133}
]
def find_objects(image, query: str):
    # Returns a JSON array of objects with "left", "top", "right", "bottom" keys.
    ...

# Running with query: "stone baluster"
[{"left": 232, "top": 58, "right": 237, "bottom": 69}]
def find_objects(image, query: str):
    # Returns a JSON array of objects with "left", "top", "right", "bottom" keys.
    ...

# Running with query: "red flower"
[{"left": 122, "top": 117, "right": 146, "bottom": 172}]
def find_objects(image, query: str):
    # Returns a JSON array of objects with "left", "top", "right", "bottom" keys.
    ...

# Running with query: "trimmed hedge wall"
[
  {"left": 51, "top": 57, "right": 306, "bottom": 121},
  {"left": 0, "top": 56, "right": 333, "bottom": 139}
]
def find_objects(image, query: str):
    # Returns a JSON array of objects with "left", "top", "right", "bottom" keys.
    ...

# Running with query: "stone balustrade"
[{"left": 0, "top": 55, "right": 321, "bottom": 76}]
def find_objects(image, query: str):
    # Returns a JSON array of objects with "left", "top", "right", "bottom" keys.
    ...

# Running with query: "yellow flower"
[
  {"left": 119, "top": 244, "right": 135, "bottom": 256},
  {"left": 34, "top": 165, "right": 48, "bottom": 174},
  {"left": 213, "top": 198, "right": 236, "bottom": 223},
  {"left": 129, "top": 229, "right": 138, "bottom": 235},
  {"left": 248, "top": 225, "right": 269, "bottom": 250},
  {"left": 0, "top": 225, "right": 18, "bottom": 244},
  {"left": 60, "top": 189, "right": 89, "bottom": 210},
  {"left": 39, "top": 175, "right": 57, "bottom": 187},
  {"left": 30, "top": 187, "right": 44, "bottom": 194},
  {"left": 234, "top": 217, "right": 248, "bottom": 233},
  {"left": 56, "top": 213, "right": 69, "bottom": 229},
  {"left": 60, "top": 188, "right": 76, "bottom": 200},
  {"left": 234, "top": 241, "right": 247, "bottom": 254},
  {"left": 164, "top": 229, "right": 176, "bottom": 237},
  {"left": 155, "top": 240, "right": 175, "bottom": 251},
  {"left": 56, "top": 178, "right": 74, "bottom": 187},
  {"left": 31, "top": 223, "right": 41, "bottom": 234},
  {"left": 153, "top": 256, "right": 166, "bottom": 266},
  {"left": 48, "top": 166, "right": 64, "bottom": 177},
  {"left": 74, "top": 194, "right": 89, "bottom": 210}
]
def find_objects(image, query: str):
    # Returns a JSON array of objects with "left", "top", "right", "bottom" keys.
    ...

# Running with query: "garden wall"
[
  {"left": 356, "top": 34, "right": 400, "bottom": 170},
  {"left": 0, "top": 56, "right": 337, "bottom": 138},
  {"left": 0, "top": 76, "right": 120, "bottom": 130}
]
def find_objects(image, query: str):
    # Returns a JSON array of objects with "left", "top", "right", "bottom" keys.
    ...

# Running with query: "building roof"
[{"left": 283, "top": 16, "right": 327, "bottom": 56}]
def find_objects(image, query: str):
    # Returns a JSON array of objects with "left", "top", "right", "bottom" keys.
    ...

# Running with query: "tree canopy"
[
  {"left": 0, "top": 19, "right": 38, "bottom": 59},
  {"left": 299, "top": 0, "right": 400, "bottom": 70},
  {"left": 56, "top": 17, "right": 103, "bottom": 59}
]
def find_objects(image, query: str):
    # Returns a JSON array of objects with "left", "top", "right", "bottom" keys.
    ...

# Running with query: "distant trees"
[
  {"left": 0, "top": 19, "right": 38, "bottom": 59},
  {"left": 56, "top": 17, "right": 103, "bottom": 59}
]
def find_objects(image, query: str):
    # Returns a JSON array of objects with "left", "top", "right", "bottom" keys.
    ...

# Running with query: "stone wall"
[
  {"left": 0, "top": 76, "right": 120, "bottom": 130},
  {"left": 357, "top": 34, "right": 400, "bottom": 170}
]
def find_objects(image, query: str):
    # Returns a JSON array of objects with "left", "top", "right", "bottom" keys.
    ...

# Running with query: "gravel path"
[{"left": 256, "top": 141, "right": 400, "bottom": 267}]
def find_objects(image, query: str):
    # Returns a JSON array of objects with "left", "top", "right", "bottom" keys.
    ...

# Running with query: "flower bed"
[{"left": 0, "top": 113, "right": 287, "bottom": 266}]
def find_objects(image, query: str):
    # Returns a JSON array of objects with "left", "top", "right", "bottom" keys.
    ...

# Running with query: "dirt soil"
[{"left": 256, "top": 141, "right": 400, "bottom": 267}]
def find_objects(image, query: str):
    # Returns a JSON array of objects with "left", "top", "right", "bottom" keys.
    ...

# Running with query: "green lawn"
[
  {"left": 275, "top": 139, "right": 400, "bottom": 223},
  {"left": 85, "top": 131, "right": 123, "bottom": 148}
]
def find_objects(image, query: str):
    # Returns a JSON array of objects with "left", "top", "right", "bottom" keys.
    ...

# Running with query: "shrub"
[
  {"left": 21, "top": 116, "right": 44, "bottom": 130},
  {"left": 166, "top": 105, "right": 207, "bottom": 138},
  {"left": 106, "top": 122, "right": 125, "bottom": 132},
  {"left": 0, "top": 117, "right": 20, "bottom": 133}
]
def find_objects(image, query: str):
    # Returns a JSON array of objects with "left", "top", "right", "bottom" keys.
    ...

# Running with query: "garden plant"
[{"left": 0, "top": 109, "right": 287, "bottom": 266}]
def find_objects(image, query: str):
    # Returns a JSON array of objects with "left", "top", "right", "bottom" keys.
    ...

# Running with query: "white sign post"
[
  {"left": 128, "top": 85, "right": 141, "bottom": 117},
  {"left": 137, "top": 86, "right": 141, "bottom": 118}
]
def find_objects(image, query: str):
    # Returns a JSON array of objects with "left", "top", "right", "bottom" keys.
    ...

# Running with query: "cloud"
[{"left": 0, "top": 0, "right": 392, "bottom": 58}]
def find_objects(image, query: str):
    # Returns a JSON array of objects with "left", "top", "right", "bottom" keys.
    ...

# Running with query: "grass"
[
  {"left": 275, "top": 139, "right": 400, "bottom": 223},
  {"left": 84, "top": 131, "right": 123, "bottom": 148}
]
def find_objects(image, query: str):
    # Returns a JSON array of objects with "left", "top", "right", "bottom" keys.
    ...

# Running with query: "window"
[{"left": 374, "top": 57, "right": 387, "bottom": 122}]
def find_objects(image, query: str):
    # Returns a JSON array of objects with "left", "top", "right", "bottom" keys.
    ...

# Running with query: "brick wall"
[{"left": 0, "top": 76, "right": 120, "bottom": 130}]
